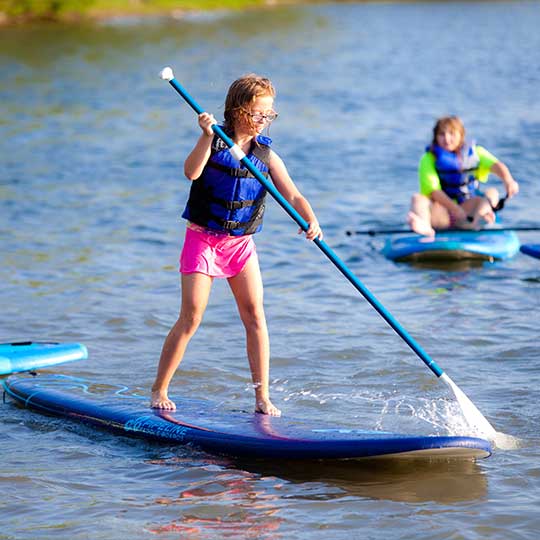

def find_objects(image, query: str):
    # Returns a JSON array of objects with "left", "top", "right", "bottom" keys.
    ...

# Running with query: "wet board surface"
[
  {"left": 3, "top": 374, "right": 492, "bottom": 461},
  {"left": 382, "top": 230, "right": 520, "bottom": 262},
  {"left": 0, "top": 342, "right": 88, "bottom": 375}
]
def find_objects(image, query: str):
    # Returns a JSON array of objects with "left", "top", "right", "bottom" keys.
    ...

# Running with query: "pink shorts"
[{"left": 179, "top": 224, "right": 257, "bottom": 278}]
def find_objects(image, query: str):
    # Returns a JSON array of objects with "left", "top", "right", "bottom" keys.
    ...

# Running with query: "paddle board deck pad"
[
  {"left": 3, "top": 374, "right": 491, "bottom": 461},
  {"left": 0, "top": 342, "right": 88, "bottom": 376},
  {"left": 520, "top": 243, "right": 540, "bottom": 260},
  {"left": 382, "top": 230, "right": 520, "bottom": 262}
]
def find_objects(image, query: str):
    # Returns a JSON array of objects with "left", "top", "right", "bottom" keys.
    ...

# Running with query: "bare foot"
[
  {"left": 475, "top": 209, "right": 495, "bottom": 228},
  {"left": 255, "top": 398, "right": 281, "bottom": 417},
  {"left": 454, "top": 218, "right": 475, "bottom": 230},
  {"left": 407, "top": 211, "right": 435, "bottom": 236},
  {"left": 151, "top": 390, "right": 176, "bottom": 410}
]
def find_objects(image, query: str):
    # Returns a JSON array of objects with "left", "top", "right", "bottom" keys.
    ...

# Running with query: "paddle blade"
[{"left": 440, "top": 373, "right": 497, "bottom": 439}]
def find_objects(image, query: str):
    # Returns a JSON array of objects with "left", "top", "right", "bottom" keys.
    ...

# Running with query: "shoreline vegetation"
[
  {"left": 0, "top": 0, "right": 305, "bottom": 25},
  {"left": 0, "top": 1, "right": 521, "bottom": 25}
]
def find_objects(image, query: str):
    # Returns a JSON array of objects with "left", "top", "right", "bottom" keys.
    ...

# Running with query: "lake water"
[{"left": 1, "top": 1, "right": 540, "bottom": 538}]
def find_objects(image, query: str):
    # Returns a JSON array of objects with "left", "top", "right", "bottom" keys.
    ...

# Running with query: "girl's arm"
[
  {"left": 184, "top": 113, "right": 216, "bottom": 180},
  {"left": 490, "top": 161, "right": 519, "bottom": 198},
  {"left": 267, "top": 150, "right": 323, "bottom": 241}
]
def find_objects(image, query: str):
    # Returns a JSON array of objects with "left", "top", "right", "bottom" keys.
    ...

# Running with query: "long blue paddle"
[
  {"left": 346, "top": 226, "right": 540, "bottom": 236},
  {"left": 159, "top": 67, "right": 497, "bottom": 441}
]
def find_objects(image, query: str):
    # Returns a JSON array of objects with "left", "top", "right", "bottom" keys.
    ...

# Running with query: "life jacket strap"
[
  {"left": 212, "top": 196, "right": 266, "bottom": 232},
  {"left": 220, "top": 199, "right": 259, "bottom": 210},
  {"left": 220, "top": 219, "right": 242, "bottom": 230},
  {"left": 206, "top": 161, "right": 269, "bottom": 179}
]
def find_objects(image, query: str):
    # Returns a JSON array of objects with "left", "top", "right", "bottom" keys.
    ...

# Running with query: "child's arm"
[
  {"left": 267, "top": 150, "right": 322, "bottom": 241},
  {"left": 490, "top": 161, "right": 519, "bottom": 198},
  {"left": 184, "top": 113, "right": 216, "bottom": 180}
]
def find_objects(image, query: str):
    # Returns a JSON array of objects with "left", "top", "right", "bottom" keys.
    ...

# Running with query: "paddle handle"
[{"left": 160, "top": 67, "right": 444, "bottom": 379}]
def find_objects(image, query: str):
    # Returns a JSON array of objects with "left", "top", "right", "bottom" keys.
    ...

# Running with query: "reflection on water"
[
  {"left": 522, "top": 274, "right": 540, "bottom": 284},
  {"left": 148, "top": 470, "right": 284, "bottom": 538},
  {"left": 140, "top": 455, "right": 285, "bottom": 538},
  {"left": 236, "top": 458, "right": 488, "bottom": 504},
  {"left": 141, "top": 453, "right": 487, "bottom": 539},
  {"left": 397, "top": 258, "right": 489, "bottom": 273}
]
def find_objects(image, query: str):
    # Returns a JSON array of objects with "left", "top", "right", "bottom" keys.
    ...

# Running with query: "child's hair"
[
  {"left": 431, "top": 116, "right": 466, "bottom": 152},
  {"left": 223, "top": 74, "right": 276, "bottom": 133}
]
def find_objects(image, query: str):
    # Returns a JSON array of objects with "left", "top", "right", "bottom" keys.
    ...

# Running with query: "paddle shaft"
[
  {"left": 165, "top": 74, "right": 444, "bottom": 378},
  {"left": 346, "top": 226, "right": 540, "bottom": 236}
]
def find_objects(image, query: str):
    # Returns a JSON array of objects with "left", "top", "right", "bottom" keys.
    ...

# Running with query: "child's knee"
[
  {"left": 411, "top": 193, "right": 430, "bottom": 209},
  {"left": 240, "top": 306, "right": 266, "bottom": 331},
  {"left": 178, "top": 311, "right": 203, "bottom": 334}
]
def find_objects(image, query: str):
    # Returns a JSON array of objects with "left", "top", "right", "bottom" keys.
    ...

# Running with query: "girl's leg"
[
  {"left": 228, "top": 254, "right": 281, "bottom": 417},
  {"left": 151, "top": 272, "right": 213, "bottom": 410},
  {"left": 407, "top": 193, "right": 436, "bottom": 235},
  {"left": 483, "top": 187, "right": 500, "bottom": 211},
  {"left": 462, "top": 196, "right": 495, "bottom": 228},
  {"left": 430, "top": 201, "right": 453, "bottom": 229}
]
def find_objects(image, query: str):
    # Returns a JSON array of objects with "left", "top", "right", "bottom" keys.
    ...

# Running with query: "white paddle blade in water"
[{"left": 440, "top": 373, "right": 497, "bottom": 440}]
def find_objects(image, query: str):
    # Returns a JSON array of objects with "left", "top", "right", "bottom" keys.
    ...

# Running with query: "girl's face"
[
  {"left": 239, "top": 95, "right": 276, "bottom": 135},
  {"left": 436, "top": 126, "right": 462, "bottom": 152}
]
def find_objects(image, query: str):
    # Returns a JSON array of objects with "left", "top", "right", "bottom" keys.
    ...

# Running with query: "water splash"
[{"left": 492, "top": 431, "right": 521, "bottom": 450}]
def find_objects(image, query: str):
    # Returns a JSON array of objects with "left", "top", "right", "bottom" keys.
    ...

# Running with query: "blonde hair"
[
  {"left": 223, "top": 74, "right": 276, "bottom": 133},
  {"left": 431, "top": 116, "right": 466, "bottom": 152}
]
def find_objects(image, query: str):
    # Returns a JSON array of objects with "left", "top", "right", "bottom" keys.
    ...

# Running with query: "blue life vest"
[
  {"left": 431, "top": 142, "right": 480, "bottom": 203},
  {"left": 182, "top": 132, "right": 271, "bottom": 236}
]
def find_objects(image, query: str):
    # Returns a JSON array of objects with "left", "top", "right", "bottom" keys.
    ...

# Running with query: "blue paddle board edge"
[
  {"left": 382, "top": 231, "right": 520, "bottom": 262},
  {"left": 3, "top": 375, "right": 491, "bottom": 461},
  {"left": 0, "top": 342, "right": 88, "bottom": 375},
  {"left": 520, "top": 244, "right": 540, "bottom": 260}
]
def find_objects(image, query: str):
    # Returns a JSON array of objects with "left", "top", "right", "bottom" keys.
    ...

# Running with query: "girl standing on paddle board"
[
  {"left": 151, "top": 74, "right": 322, "bottom": 416},
  {"left": 407, "top": 116, "right": 519, "bottom": 236}
]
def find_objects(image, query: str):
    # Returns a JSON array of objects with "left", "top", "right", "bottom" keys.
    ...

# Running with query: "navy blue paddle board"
[
  {"left": 3, "top": 374, "right": 491, "bottom": 461},
  {"left": 0, "top": 342, "right": 88, "bottom": 375},
  {"left": 520, "top": 243, "right": 540, "bottom": 260},
  {"left": 382, "top": 230, "right": 520, "bottom": 262}
]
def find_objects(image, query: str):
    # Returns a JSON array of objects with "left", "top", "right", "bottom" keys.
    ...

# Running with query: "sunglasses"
[{"left": 247, "top": 111, "right": 278, "bottom": 123}]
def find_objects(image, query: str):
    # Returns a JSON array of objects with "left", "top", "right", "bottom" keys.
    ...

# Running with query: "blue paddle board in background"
[
  {"left": 0, "top": 342, "right": 88, "bottom": 375},
  {"left": 382, "top": 230, "right": 520, "bottom": 262},
  {"left": 3, "top": 374, "right": 491, "bottom": 461},
  {"left": 520, "top": 244, "right": 540, "bottom": 260}
]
